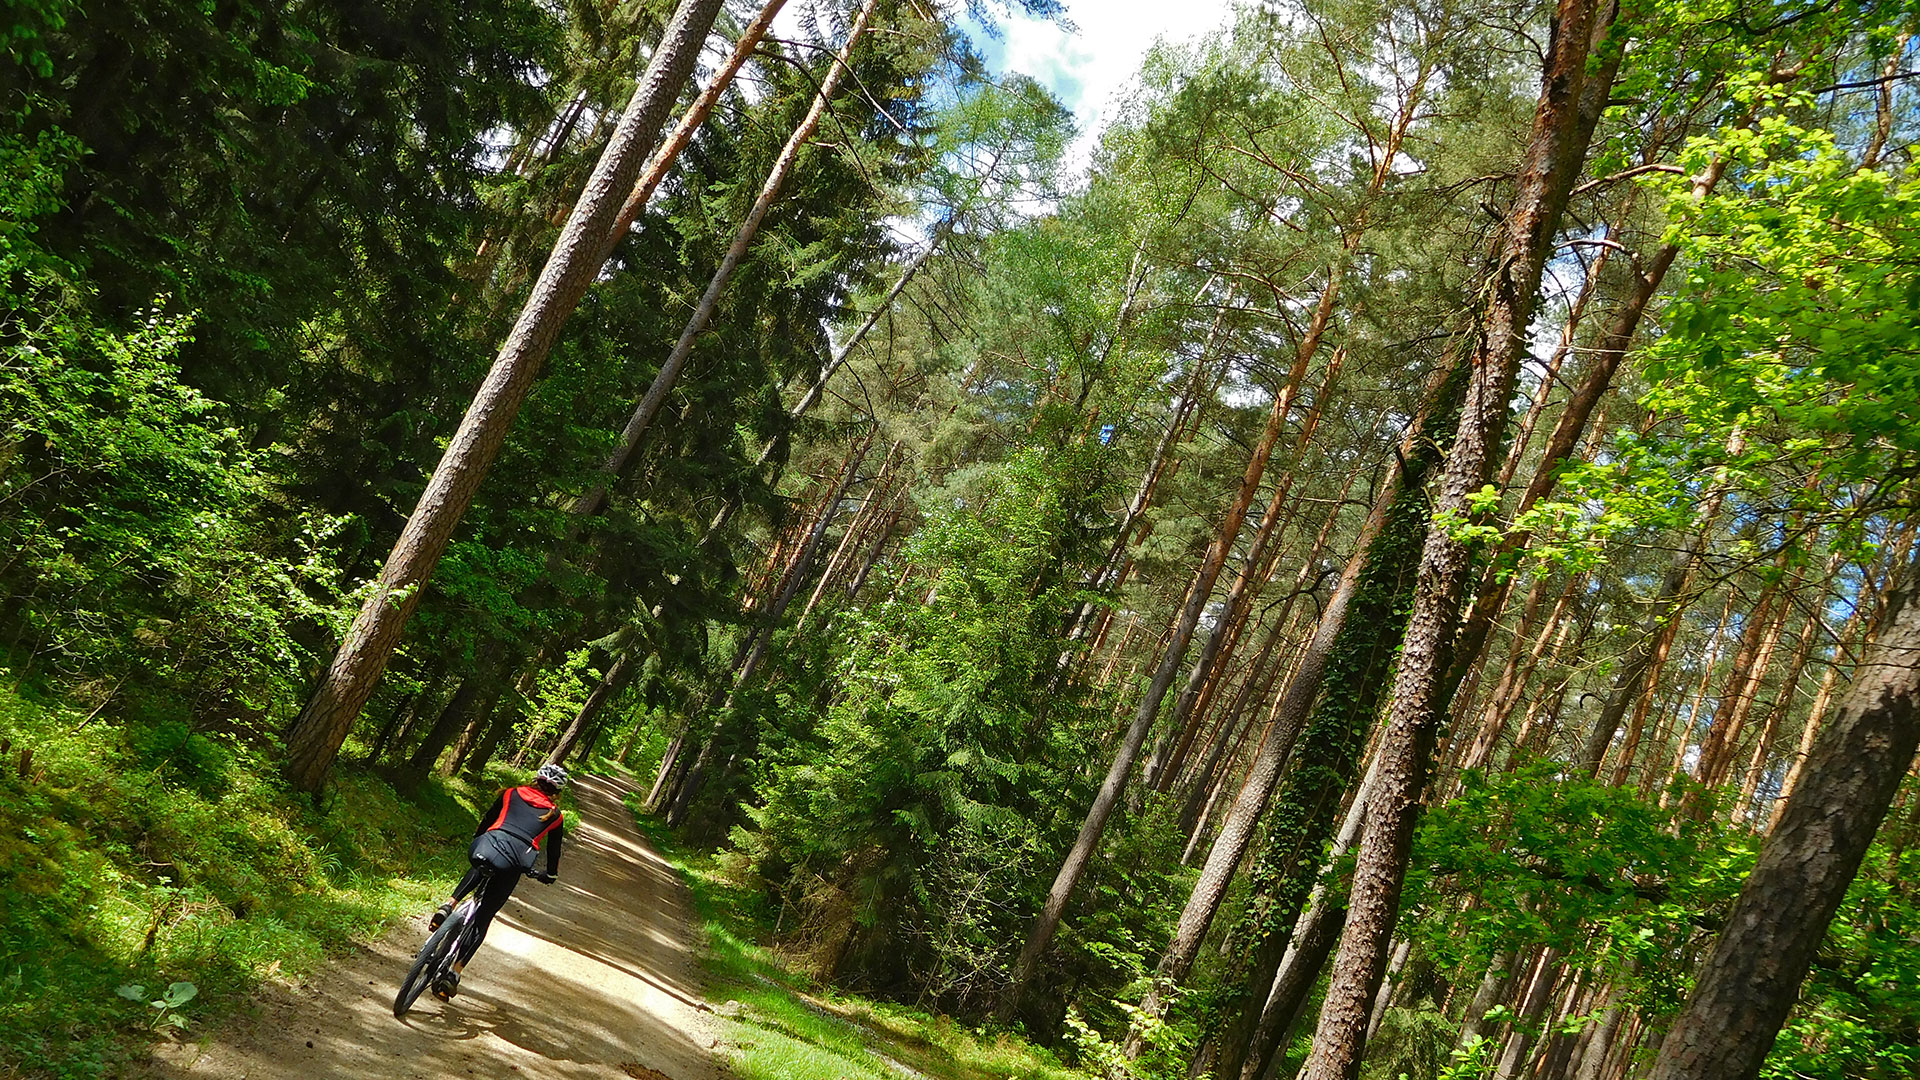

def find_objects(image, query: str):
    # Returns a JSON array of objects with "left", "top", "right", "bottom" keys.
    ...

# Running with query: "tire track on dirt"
[{"left": 142, "top": 773, "right": 724, "bottom": 1080}]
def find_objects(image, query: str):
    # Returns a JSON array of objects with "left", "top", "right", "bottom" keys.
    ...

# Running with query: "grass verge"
[
  {"left": 616, "top": 784, "right": 1090, "bottom": 1080},
  {"left": 0, "top": 684, "right": 529, "bottom": 1079}
]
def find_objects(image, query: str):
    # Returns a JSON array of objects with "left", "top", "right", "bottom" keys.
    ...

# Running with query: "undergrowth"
[
  {"left": 0, "top": 684, "right": 509, "bottom": 1079},
  {"left": 620, "top": 785, "right": 1091, "bottom": 1080}
]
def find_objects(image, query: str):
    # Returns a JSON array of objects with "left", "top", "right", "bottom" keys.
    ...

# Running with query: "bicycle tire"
[{"left": 393, "top": 907, "right": 466, "bottom": 1018}]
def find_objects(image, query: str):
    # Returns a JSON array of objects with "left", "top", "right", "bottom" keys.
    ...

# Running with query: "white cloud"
[
  {"left": 985, "top": 0, "right": 1240, "bottom": 170},
  {"left": 772, "top": 1, "right": 1241, "bottom": 174}
]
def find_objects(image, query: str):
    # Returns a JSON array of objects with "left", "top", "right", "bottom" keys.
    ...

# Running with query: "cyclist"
[{"left": 428, "top": 763, "right": 569, "bottom": 1000}]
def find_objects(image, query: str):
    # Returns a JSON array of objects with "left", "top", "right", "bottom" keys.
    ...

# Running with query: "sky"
[{"left": 966, "top": 0, "right": 1240, "bottom": 168}]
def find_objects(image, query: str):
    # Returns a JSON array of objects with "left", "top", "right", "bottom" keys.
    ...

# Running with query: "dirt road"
[{"left": 144, "top": 773, "right": 724, "bottom": 1080}]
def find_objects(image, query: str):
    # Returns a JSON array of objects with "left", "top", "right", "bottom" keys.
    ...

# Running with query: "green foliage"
[
  {"left": 0, "top": 144, "right": 347, "bottom": 713},
  {"left": 113, "top": 981, "right": 196, "bottom": 1031},
  {"left": 1762, "top": 842, "right": 1920, "bottom": 1079},
  {"left": 1522, "top": 95, "right": 1920, "bottom": 567},
  {"left": 0, "top": 687, "right": 480, "bottom": 1078},
  {"left": 1360, "top": 1003, "right": 1456, "bottom": 1080},
  {"left": 1412, "top": 764, "right": 1753, "bottom": 1008},
  {"left": 735, "top": 445, "right": 1117, "bottom": 1006},
  {"left": 630, "top": 793, "right": 1091, "bottom": 1080}
]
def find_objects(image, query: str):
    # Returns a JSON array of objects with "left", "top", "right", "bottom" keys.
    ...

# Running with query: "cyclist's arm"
[{"left": 543, "top": 819, "right": 564, "bottom": 877}]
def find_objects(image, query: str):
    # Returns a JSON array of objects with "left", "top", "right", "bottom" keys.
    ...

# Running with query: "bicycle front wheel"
[{"left": 393, "top": 908, "right": 465, "bottom": 1018}]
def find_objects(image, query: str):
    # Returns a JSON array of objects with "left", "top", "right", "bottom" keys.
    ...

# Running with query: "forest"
[{"left": 0, "top": 0, "right": 1917, "bottom": 1077}]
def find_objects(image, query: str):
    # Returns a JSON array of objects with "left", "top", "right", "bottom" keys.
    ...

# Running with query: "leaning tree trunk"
[
  {"left": 1438, "top": 146, "right": 1732, "bottom": 715},
  {"left": 1648, "top": 569, "right": 1920, "bottom": 1080},
  {"left": 1238, "top": 753, "right": 1382, "bottom": 1080},
  {"left": 997, "top": 279, "right": 1329, "bottom": 1022},
  {"left": 1126, "top": 357, "right": 1469, "bottom": 1054},
  {"left": 281, "top": 0, "right": 730, "bottom": 793},
  {"left": 1118, "top": 46, "right": 1452, "bottom": 1040},
  {"left": 664, "top": 437, "right": 872, "bottom": 825},
  {"left": 606, "top": 0, "right": 791, "bottom": 244},
  {"left": 547, "top": 651, "right": 637, "bottom": 766},
  {"left": 1201, "top": 453, "right": 1440, "bottom": 1080},
  {"left": 1303, "top": 2, "right": 1619, "bottom": 1075},
  {"left": 568, "top": 0, "right": 884, "bottom": 522}
]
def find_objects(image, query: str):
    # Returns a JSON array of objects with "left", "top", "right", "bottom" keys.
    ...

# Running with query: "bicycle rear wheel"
[{"left": 393, "top": 908, "right": 466, "bottom": 1018}]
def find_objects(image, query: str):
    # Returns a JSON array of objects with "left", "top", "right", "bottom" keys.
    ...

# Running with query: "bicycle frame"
[{"left": 393, "top": 863, "right": 524, "bottom": 1018}]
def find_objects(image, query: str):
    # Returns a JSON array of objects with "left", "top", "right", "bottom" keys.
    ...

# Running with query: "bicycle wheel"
[{"left": 393, "top": 907, "right": 467, "bottom": 1018}]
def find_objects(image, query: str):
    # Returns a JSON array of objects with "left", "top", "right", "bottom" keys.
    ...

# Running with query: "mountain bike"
[{"left": 393, "top": 865, "right": 534, "bottom": 1018}]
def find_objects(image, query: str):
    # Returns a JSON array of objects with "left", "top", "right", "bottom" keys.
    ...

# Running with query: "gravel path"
[{"left": 142, "top": 772, "right": 725, "bottom": 1080}]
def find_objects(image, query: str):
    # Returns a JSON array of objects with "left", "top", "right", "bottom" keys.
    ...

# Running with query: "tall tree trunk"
[
  {"left": 1458, "top": 573, "right": 1576, "bottom": 773},
  {"left": 1731, "top": 574, "right": 1832, "bottom": 825},
  {"left": 1764, "top": 522, "right": 1919, "bottom": 822},
  {"left": 1693, "top": 577, "right": 1789, "bottom": 791},
  {"left": 1647, "top": 570, "right": 1920, "bottom": 1080},
  {"left": 796, "top": 442, "right": 903, "bottom": 631},
  {"left": 1237, "top": 753, "right": 1381, "bottom": 1080},
  {"left": 1456, "top": 949, "right": 1526, "bottom": 1053},
  {"left": 1176, "top": 452, "right": 1367, "bottom": 839},
  {"left": 569, "top": 0, "right": 884, "bottom": 522},
  {"left": 1148, "top": 349, "right": 1344, "bottom": 792},
  {"left": 1196, "top": 435, "right": 1446, "bottom": 1080},
  {"left": 997, "top": 275, "right": 1333, "bottom": 1020},
  {"left": 665, "top": 437, "right": 872, "bottom": 825},
  {"left": 1302, "top": 2, "right": 1618, "bottom": 1073},
  {"left": 1133, "top": 358, "right": 1470, "bottom": 1060},
  {"left": 1492, "top": 948, "right": 1564, "bottom": 1080},
  {"left": 547, "top": 651, "right": 637, "bottom": 766},
  {"left": 282, "top": 0, "right": 729, "bottom": 792},
  {"left": 1439, "top": 150, "right": 1733, "bottom": 713},
  {"left": 607, "top": 0, "right": 792, "bottom": 242},
  {"left": 443, "top": 698, "right": 492, "bottom": 776}
]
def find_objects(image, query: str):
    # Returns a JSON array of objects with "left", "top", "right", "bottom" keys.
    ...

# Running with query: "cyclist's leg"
[
  {"left": 452, "top": 869, "right": 521, "bottom": 971},
  {"left": 433, "top": 859, "right": 490, "bottom": 929},
  {"left": 454, "top": 862, "right": 487, "bottom": 900}
]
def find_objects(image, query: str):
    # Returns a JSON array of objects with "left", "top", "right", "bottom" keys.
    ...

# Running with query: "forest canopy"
[{"left": 1, "top": 1, "right": 1917, "bottom": 1079}]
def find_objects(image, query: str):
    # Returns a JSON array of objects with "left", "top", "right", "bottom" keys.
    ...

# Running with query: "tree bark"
[
  {"left": 1492, "top": 947, "right": 1564, "bottom": 1080},
  {"left": 607, "top": 0, "right": 792, "bottom": 244},
  {"left": 1302, "top": 2, "right": 1618, "bottom": 1073},
  {"left": 1237, "top": 753, "right": 1381, "bottom": 1080},
  {"left": 569, "top": 0, "right": 883, "bottom": 521},
  {"left": 1648, "top": 571, "right": 1920, "bottom": 1080},
  {"left": 1134, "top": 356, "right": 1470, "bottom": 1047},
  {"left": 282, "top": 0, "right": 729, "bottom": 793},
  {"left": 548, "top": 651, "right": 637, "bottom": 766},
  {"left": 997, "top": 281, "right": 1328, "bottom": 1020},
  {"left": 1439, "top": 150, "right": 1732, "bottom": 715}
]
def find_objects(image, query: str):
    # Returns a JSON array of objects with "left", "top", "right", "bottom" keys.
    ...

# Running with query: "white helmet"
[{"left": 535, "top": 763, "right": 570, "bottom": 789}]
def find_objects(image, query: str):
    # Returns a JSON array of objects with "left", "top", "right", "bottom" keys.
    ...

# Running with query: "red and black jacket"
[{"left": 475, "top": 785, "right": 566, "bottom": 875}]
